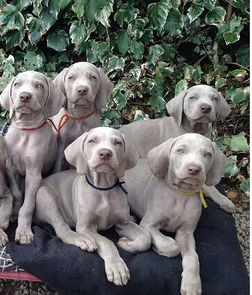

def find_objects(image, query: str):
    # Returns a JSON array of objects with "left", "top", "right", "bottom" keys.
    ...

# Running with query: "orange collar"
[{"left": 56, "top": 109, "right": 97, "bottom": 137}]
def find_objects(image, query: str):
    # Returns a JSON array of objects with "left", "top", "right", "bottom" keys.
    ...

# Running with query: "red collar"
[{"left": 21, "top": 121, "right": 47, "bottom": 131}]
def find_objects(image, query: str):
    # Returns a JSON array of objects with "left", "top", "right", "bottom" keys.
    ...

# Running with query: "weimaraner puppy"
[
  {"left": 34, "top": 127, "right": 151, "bottom": 286},
  {"left": 0, "top": 71, "right": 66, "bottom": 244},
  {"left": 0, "top": 135, "right": 13, "bottom": 246},
  {"left": 51, "top": 62, "right": 114, "bottom": 172},
  {"left": 124, "top": 133, "right": 227, "bottom": 295},
  {"left": 120, "top": 84, "right": 235, "bottom": 213},
  {"left": 120, "top": 84, "right": 231, "bottom": 158}
]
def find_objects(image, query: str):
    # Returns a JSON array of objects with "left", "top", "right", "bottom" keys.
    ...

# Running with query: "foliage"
[{"left": 0, "top": 0, "right": 250, "bottom": 195}]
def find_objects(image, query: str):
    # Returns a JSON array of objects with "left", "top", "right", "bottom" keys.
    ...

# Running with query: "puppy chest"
[{"left": 94, "top": 193, "right": 129, "bottom": 230}]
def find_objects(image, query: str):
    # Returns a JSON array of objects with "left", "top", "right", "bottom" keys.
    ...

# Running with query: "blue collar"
[{"left": 85, "top": 174, "right": 128, "bottom": 194}]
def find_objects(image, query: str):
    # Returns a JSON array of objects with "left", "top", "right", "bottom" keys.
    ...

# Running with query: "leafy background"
[{"left": 0, "top": 0, "right": 250, "bottom": 197}]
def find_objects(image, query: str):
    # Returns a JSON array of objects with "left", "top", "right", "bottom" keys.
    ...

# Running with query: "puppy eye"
[
  {"left": 176, "top": 148, "right": 184, "bottom": 154},
  {"left": 189, "top": 96, "right": 196, "bottom": 100},
  {"left": 88, "top": 139, "right": 95, "bottom": 143},
  {"left": 68, "top": 75, "right": 74, "bottom": 80},
  {"left": 212, "top": 96, "right": 218, "bottom": 101},
  {"left": 90, "top": 75, "right": 97, "bottom": 80},
  {"left": 37, "top": 84, "right": 44, "bottom": 88},
  {"left": 115, "top": 141, "right": 123, "bottom": 146},
  {"left": 14, "top": 82, "right": 20, "bottom": 87},
  {"left": 204, "top": 152, "right": 212, "bottom": 157}
]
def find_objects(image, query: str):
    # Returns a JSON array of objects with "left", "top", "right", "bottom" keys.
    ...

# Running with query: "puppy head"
[
  {"left": 64, "top": 127, "right": 138, "bottom": 178},
  {"left": 0, "top": 71, "right": 65, "bottom": 119},
  {"left": 53, "top": 62, "right": 113, "bottom": 112},
  {"left": 167, "top": 85, "right": 231, "bottom": 126},
  {"left": 148, "top": 133, "right": 226, "bottom": 189}
]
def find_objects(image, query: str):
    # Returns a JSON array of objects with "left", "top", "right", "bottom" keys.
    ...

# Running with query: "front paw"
[
  {"left": 181, "top": 273, "right": 201, "bottom": 295},
  {"left": 0, "top": 229, "right": 8, "bottom": 246},
  {"left": 152, "top": 237, "right": 180, "bottom": 258},
  {"left": 220, "top": 198, "right": 236, "bottom": 213},
  {"left": 105, "top": 258, "right": 130, "bottom": 286},
  {"left": 15, "top": 227, "right": 34, "bottom": 244}
]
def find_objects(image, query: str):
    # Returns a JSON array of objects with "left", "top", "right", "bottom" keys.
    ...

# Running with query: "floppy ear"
[
  {"left": 53, "top": 68, "right": 68, "bottom": 96},
  {"left": 44, "top": 78, "right": 66, "bottom": 118},
  {"left": 147, "top": 138, "right": 176, "bottom": 178},
  {"left": 0, "top": 77, "right": 16, "bottom": 118},
  {"left": 216, "top": 92, "right": 231, "bottom": 120},
  {"left": 0, "top": 135, "right": 7, "bottom": 167},
  {"left": 95, "top": 69, "right": 113, "bottom": 109},
  {"left": 64, "top": 132, "right": 89, "bottom": 175},
  {"left": 166, "top": 89, "right": 188, "bottom": 125},
  {"left": 205, "top": 142, "right": 226, "bottom": 186},
  {"left": 116, "top": 134, "right": 139, "bottom": 178}
]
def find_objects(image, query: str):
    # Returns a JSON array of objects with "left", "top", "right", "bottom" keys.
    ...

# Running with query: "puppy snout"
[
  {"left": 99, "top": 149, "right": 112, "bottom": 161},
  {"left": 77, "top": 86, "right": 88, "bottom": 96},
  {"left": 187, "top": 165, "right": 201, "bottom": 176},
  {"left": 200, "top": 104, "right": 212, "bottom": 114},
  {"left": 19, "top": 92, "right": 31, "bottom": 103}
]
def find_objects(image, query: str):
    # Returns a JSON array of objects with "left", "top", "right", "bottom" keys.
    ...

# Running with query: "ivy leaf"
[
  {"left": 114, "top": 4, "right": 138, "bottom": 28},
  {"left": 226, "top": 87, "right": 246, "bottom": 104},
  {"left": 148, "top": 96, "right": 166, "bottom": 113},
  {"left": 205, "top": 6, "right": 226, "bottom": 24},
  {"left": 115, "top": 30, "right": 130, "bottom": 56},
  {"left": 215, "top": 78, "right": 226, "bottom": 89},
  {"left": 86, "top": 41, "right": 108, "bottom": 64},
  {"left": 106, "top": 56, "right": 125, "bottom": 78},
  {"left": 59, "top": 0, "right": 71, "bottom": 9},
  {"left": 196, "top": 0, "right": 217, "bottom": 11},
  {"left": 5, "top": 30, "right": 24, "bottom": 49},
  {"left": 236, "top": 45, "right": 249, "bottom": 68},
  {"left": 239, "top": 179, "right": 250, "bottom": 197},
  {"left": 96, "top": 5, "right": 113, "bottom": 28},
  {"left": 147, "top": 2, "right": 170, "bottom": 34},
  {"left": 0, "top": 4, "right": 24, "bottom": 33},
  {"left": 146, "top": 45, "right": 164, "bottom": 68},
  {"left": 24, "top": 52, "right": 44, "bottom": 70},
  {"left": 223, "top": 31, "right": 240, "bottom": 45},
  {"left": 47, "top": 30, "right": 69, "bottom": 52},
  {"left": 223, "top": 155, "right": 239, "bottom": 178},
  {"left": 187, "top": 4, "right": 204, "bottom": 24},
  {"left": 70, "top": 20, "right": 87, "bottom": 44},
  {"left": 164, "top": 8, "right": 183, "bottom": 37},
  {"left": 129, "top": 40, "right": 144, "bottom": 60},
  {"left": 175, "top": 80, "right": 188, "bottom": 96},
  {"left": 230, "top": 132, "right": 249, "bottom": 153}
]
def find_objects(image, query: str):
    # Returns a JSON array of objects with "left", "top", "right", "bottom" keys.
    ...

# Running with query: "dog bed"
[{"left": 1, "top": 186, "right": 249, "bottom": 295}]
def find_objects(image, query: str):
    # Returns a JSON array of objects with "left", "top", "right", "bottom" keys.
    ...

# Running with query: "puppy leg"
[
  {"left": 0, "top": 191, "right": 13, "bottom": 246},
  {"left": 140, "top": 216, "right": 180, "bottom": 257},
  {"left": 5, "top": 165, "right": 23, "bottom": 219},
  {"left": 35, "top": 186, "right": 97, "bottom": 252},
  {"left": 203, "top": 184, "right": 235, "bottom": 213},
  {"left": 115, "top": 220, "right": 151, "bottom": 253},
  {"left": 175, "top": 227, "right": 201, "bottom": 295},
  {"left": 14, "top": 171, "right": 42, "bottom": 244},
  {"left": 77, "top": 227, "right": 130, "bottom": 286}
]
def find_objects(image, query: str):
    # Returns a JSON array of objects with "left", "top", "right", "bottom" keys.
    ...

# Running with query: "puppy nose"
[
  {"left": 200, "top": 104, "right": 212, "bottom": 114},
  {"left": 77, "top": 86, "right": 88, "bottom": 96},
  {"left": 19, "top": 92, "right": 31, "bottom": 103},
  {"left": 187, "top": 165, "right": 201, "bottom": 175},
  {"left": 99, "top": 149, "right": 112, "bottom": 161}
]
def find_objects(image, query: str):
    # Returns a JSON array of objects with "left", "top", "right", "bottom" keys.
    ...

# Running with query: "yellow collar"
[{"left": 174, "top": 188, "right": 208, "bottom": 208}]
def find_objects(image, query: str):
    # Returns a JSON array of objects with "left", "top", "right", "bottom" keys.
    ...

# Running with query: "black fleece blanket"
[{"left": 6, "top": 188, "right": 249, "bottom": 295}]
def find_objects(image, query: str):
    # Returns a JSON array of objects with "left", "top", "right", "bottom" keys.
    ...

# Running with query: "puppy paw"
[
  {"left": 152, "top": 237, "right": 180, "bottom": 258},
  {"left": 105, "top": 258, "right": 130, "bottom": 286},
  {"left": 118, "top": 235, "right": 151, "bottom": 253},
  {"left": 220, "top": 199, "right": 236, "bottom": 213},
  {"left": 75, "top": 235, "right": 97, "bottom": 252},
  {"left": 181, "top": 273, "right": 201, "bottom": 295},
  {"left": 15, "top": 227, "right": 34, "bottom": 244},
  {"left": 0, "top": 229, "right": 8, "bottom": 246}
]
